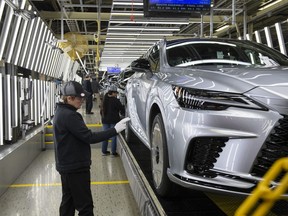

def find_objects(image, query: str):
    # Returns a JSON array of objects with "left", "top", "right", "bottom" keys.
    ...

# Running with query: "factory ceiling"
[{"left": 29, "top": 0, "right": 288, "bottom": 74}]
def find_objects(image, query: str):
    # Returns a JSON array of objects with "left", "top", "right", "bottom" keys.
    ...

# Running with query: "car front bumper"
[{"left": 164, "top": 104, "right": 284, "bottom": 194}]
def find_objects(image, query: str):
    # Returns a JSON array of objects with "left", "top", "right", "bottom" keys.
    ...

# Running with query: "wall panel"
[{"left": 0, "top": 6, "right": 13, "bottom": 60}]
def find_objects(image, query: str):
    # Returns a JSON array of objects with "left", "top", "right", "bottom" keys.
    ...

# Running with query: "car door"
[{"left": 133, "top": 44, "right": 160, "bottom": 139}]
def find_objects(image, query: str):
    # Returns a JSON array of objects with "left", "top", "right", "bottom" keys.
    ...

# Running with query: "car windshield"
[{"left": 166, "top": 40, "right": 288, "bottom": 67}]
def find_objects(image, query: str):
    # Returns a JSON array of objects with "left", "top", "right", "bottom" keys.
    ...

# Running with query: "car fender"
[{"left": 146, "top": 85, "right": 175, "bottom": 168}]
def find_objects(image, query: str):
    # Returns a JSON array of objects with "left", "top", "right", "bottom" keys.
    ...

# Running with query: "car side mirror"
[{"left": 131, "top": 59, "right": 151, "bottom": 72}]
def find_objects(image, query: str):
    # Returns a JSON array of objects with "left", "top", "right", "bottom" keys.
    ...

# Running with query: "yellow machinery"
[
  {"left": 58, "top": 32, "right": 88, "bottom": 61},
  {"left": 235, "top": 158, "right": 288, "bottom": 216}
]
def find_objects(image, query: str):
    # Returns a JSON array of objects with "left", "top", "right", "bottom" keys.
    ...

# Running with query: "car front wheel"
[{"left": 151, "top": 113, "right": 174, "bottom": 197}]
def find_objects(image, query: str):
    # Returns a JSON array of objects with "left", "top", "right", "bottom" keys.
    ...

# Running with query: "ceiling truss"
[{"left": 30, "top": 0, "right": 288, "bottom": 73}]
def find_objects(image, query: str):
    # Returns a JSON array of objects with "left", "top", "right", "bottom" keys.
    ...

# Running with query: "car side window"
[
  {"left": 192, "top": 44, "right": 244, "bottom": 61},
  {"left": 147, "top": 44, "right": 160, "bottom": 72},
  {"left": 241, "top": 48, "right": 279, "bottom": 66},
  {"left": 167, "top": 46, "right": 198, "bottom": 66}
]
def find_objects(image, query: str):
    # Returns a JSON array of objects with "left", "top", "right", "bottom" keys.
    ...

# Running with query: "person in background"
[
  {"left": 83, "top": 74, "right": 94, "bottom": 114},
  {"left": 101, "top": 85, "right": 125, "bottom": 156},
  {"left": 53, "top": 80, "right": 130, "bottom": 216},
  {"left": 91, "top": 76, "right": 101, "bottom": 103}
]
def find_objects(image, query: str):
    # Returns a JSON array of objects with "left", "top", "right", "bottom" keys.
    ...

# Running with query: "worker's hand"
[{"left": 114, "top": 117, "right": 131, "bottom": 133}]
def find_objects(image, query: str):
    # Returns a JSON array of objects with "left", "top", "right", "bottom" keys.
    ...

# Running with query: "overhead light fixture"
[
  {"left": 258, "top": 0, "right": 282, "bottom": 11},
  {"left": 105, "top": 41, "right": 155, "bottom": 44},
  {"left": 215, "top": 24, "right": 230, "bottom": 32},
  {"left": 106, "top": 37, "right": 162, "bottom": 40},
  {"left": 109, "top": 20, "right": 189, "bottom": 25},
  {"left": 111, "top": 11, "right": 143, "bottom": 16},
  {"left": 104, "top": 45, "right": 151, "bottom": 48},
  {"left": 101, "top": 56, "right": 141, "bottom": 59},
  {"left": 104, "top": 48, "right": 149, "bottom": 51},
  {"left": 108, "top": 26, "right": 180, "bottom": 31},
  {"left": 102, "top": 54, "right": 144, "bottom": 57},
  {"left": 107, "top": 32, "right": 173, "bottom": 36},
  {"left": 113, "top": 1, "right": 143, "bottom": 6},
  {"left": 103, "top": 50, "right": 145, "bottom": 54},
  {"left": 103, "top": 47, "right": 147, "bottom": 52}
]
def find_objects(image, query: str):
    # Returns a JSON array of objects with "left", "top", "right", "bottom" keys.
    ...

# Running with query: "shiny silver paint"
[{"left": 125, "top": 38, "right": 288, "bottom": 195}]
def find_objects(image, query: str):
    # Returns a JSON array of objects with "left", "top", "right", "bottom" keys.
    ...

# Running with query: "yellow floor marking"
[
  {"left": 86, "top": 124, "right": 102, "bottom": 127},
  {"left": 9, "top": 180, "right": 129, "bottom": 188},
  {"left": 10, "top": 183, "right": 62, "bottom": 187},
  {"left": 45, "top": 134, "right": 53, "bottom": 137}
]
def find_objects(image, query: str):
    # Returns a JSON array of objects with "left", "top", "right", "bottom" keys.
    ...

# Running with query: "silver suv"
[{"left": 125, "top": 38, "right": 288, "bottom": 197}]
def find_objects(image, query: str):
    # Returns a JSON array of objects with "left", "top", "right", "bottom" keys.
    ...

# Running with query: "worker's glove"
[{"left": 114, "top": 117, "right": 131, "bottom": 133}]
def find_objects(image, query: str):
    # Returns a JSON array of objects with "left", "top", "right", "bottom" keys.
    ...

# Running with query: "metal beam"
[
  {"left": 39, "top": 11, "right": 232, "bottom": 24},
  {"left": 88, "top": 45, "right": 104, "bottom": 50},
  {"left": 188, "top": 15, "right": 232, "bottom": 23},
  {"left": 214, "top": 1, "right": 288, "bottom": 37},
  {"left": 39, "top": 11, "right": 110, "bottom": 21},
  {"left": 248, "top": 1, "right": 288, "bottom": 22},
  {"left": 55, "top": 34, "right": 107, "bottom": 41}
]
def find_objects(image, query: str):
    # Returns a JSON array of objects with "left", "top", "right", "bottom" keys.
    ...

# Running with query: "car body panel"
[{"left": 125, "top": 38, "right": 288, "bottom": 196}]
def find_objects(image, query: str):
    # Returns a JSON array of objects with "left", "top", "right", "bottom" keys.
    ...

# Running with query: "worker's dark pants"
[
  {"left": 59, "top": 170, "right": 94, "bottom": 216},
  {"left": 86, "top": 94, "right": 93, "bottom": 113}
]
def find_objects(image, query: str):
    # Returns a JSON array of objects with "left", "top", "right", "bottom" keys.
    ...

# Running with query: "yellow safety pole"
[{"left": 235, "top": 158, "right": 288, "bottom": 216}]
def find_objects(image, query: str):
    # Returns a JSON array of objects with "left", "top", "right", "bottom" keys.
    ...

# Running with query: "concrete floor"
[
  {"left": 0, "top": 147, "right": 140, "bottom": 216},
  {"left": 0, "top": 99, "right": 141, "bottom": 216}
]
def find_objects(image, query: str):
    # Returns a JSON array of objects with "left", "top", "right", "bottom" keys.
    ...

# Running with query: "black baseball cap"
[{"left": 60, "top": 81, "right": 88, "bottom": 98}]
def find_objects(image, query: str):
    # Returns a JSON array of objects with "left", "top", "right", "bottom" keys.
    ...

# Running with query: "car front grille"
[
  {"left": 251, "top": 114, "right": 288, "bottom": 181},
  {"left": 185, "top": 137, "right": 228, "bottom": 177}
]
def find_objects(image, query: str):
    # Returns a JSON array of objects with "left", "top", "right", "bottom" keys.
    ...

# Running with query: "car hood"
[{"left": 162, "top": 66, "right": 288, "bottom": 95}]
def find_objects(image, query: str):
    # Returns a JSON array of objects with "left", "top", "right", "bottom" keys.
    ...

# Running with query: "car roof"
[{"left": 166, "top": 38, "right": 247, "bottom": 47}]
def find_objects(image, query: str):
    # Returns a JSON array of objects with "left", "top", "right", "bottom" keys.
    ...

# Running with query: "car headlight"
[{"left": 172, "top": 85, "right": 267, "bottom": 111}]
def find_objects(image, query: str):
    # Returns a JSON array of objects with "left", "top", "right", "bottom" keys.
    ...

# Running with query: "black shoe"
[
  {"left": 111, "top": 152, "right": 119, "bottom": 157},
  {"left": 86, "top": 112, "right": 94, "bottom": 114},
  {"left": 102, "top": 151, "right": 110, "bottom": 156}
]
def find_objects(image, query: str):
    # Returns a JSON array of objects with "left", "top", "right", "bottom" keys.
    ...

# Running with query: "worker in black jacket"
[
  {"left": 53, "top": 81, "right": 130, "bottom": 216},
  {"left": 101, "top": 85, "right": 125, "bottom": 156},
  {"left": 83, "top": 74, "right": 94, "bottom": 114}
]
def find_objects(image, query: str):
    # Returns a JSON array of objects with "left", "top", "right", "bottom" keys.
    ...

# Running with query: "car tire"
[{"left": 151, "top": 113, "right": 175, "bottom": 197}]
